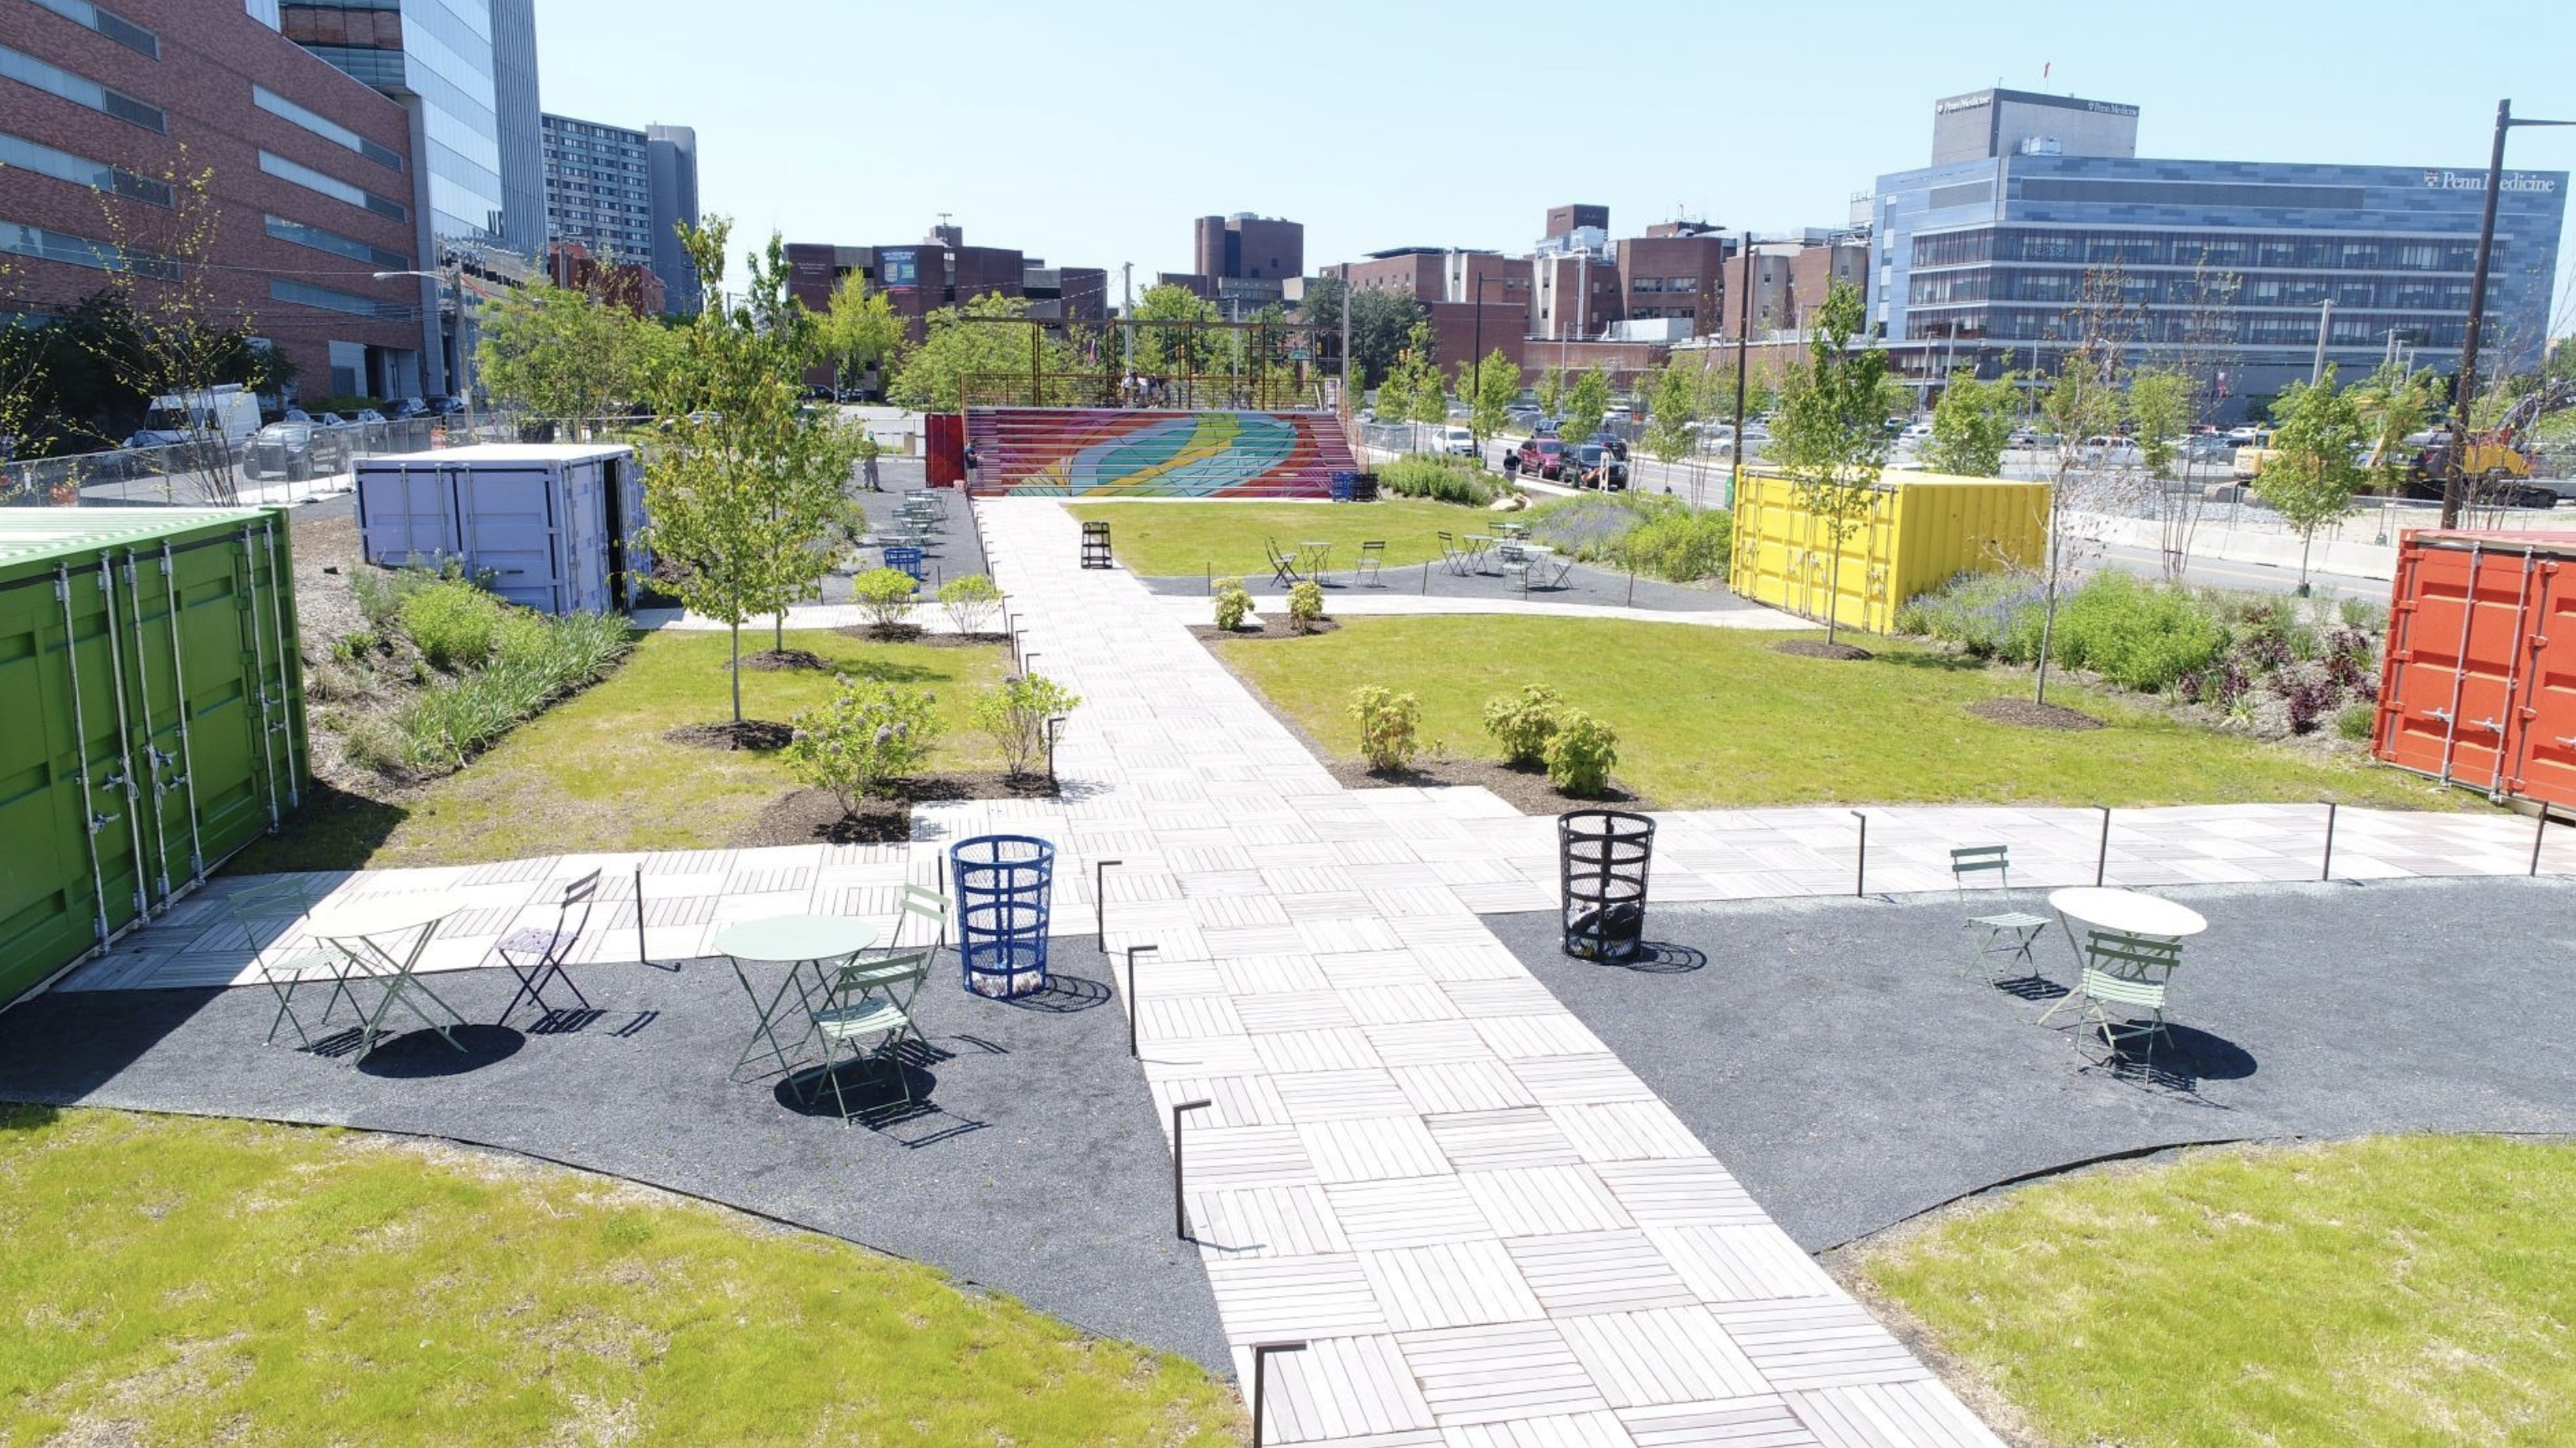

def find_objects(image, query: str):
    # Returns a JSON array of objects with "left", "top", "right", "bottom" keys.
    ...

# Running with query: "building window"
[
  {"left": 0, "top": 132, "right": 170, "bottom": 204},
  {"left": 25, "top": 0, "right": 157, "bottom": 57},
  {"left": 270, "top": 277, "right": 406, "bottom": 319},
  {"left": 258, "top": 151, "right": 406, "bottom": 220},
  {"left": 0, "top": 43, "right": 163, "bottom": 131},
  {"left": 254, "top": 85, "right": 401, "bottom": 171},
  {"left": 265, "top": 215, "right": 407, "bottom": 270},
  {"left": 0, "top": 215, "right": 168, "bottom": 275}
]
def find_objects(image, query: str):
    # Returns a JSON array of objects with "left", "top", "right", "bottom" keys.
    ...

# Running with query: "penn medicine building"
[{"left": 1870, "top": 88, "right": 2568, "bottom": 414}]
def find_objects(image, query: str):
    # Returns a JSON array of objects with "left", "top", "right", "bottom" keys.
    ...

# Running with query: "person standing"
[{"left": 861, "top": 438, "right": 882, "bottom": 492}]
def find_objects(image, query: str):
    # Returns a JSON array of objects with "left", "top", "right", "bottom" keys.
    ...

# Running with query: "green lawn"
[
  {"left": 0, "top": 1107, "right": 1242, "bottom": 1447},
  {"left": 1218, "top": 616, "right": 2469, "bottom": 810},
  {"left": 239, "top": 629, "right": 1011, "bottom": 871},
  {"left": 1855, "top": 1136, "right": 2576, "bottom": 1448},
  {"left": 1066, "top": 498, "right": 1497, "bottom": 577}
]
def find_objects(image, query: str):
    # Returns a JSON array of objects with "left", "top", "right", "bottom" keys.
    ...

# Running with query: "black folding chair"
[
  {"left": 1353, "top": 540, "right": 1387, "bottom": 587},
  {"left": 493, "top": 869, "right": 599, "bottom": 1026}
]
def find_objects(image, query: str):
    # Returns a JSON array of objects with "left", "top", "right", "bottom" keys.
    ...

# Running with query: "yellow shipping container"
[{"left": 1731, "top": 468, "right": 2051, "bottom": 634}]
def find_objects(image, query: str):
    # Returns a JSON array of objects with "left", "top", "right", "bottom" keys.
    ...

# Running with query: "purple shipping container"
[{"left": 354, "top": 443, "right": 647, "bottom": 614}]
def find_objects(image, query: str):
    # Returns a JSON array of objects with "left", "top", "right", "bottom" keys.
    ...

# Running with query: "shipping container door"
[
  {"left": 61, "top": 562, "right": 148, "bottom": 939},
  {"left": 113, "top": 547, "right": 199, "bottom": 902},
  {"left": 360, "top": 461, "right": 461, "bottom": 568},
  {"left": 0, "top": 571, "right": 96, "bottom": 1001},
  {"left": 453, "top": 465, "right": 564, "bottom": 611},
  {"left": 2379, "top": 544, "right": 2522, "bottom": 787},
  {"left": 182, "top": 528, "right": 289, "bottom": 854},
  {"left": 2501, "top": 560, "right": 2576, "bottom": 805},
  {"left": 558, "top": 460, "right": 609, "bottom": 614}
]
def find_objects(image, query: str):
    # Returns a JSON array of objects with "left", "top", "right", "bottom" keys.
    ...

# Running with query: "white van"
[{"left": 128, "top": 385, "right": 262, "bottom": 449}]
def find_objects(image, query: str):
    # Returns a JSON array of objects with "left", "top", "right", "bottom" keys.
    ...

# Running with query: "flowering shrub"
[
  {"left": 1212, "top": 577, "right": 1253, "bottom": 632},
  {"left": 852, "top": 567, "right": 919, "bottom": 629},
  {"left": 1482, "top": 684, "right": 1565, "bottom": 767},
  {"left": 1348, "top": 685, "right": 1424, "bottom": 772},
  {"left": 971, "top": 672, "right": 1082, "bottom": 778},
  {"left": 939, "top": 573, "right": 1003, "bottom": 635},
  {"left": 1287, "top": 580, "right": 1327, "bottom": 632},
  {"left": 1544, "top": 710, "right": 1619, "bottom": 796},
  {"left": 784, "top": 676, "right": 942, "bottom": 811}
]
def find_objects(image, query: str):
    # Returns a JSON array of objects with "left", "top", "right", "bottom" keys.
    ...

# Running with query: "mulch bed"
[
  {"left": 1189, "top": 619, "right": 1342, "bottom": 643},
  {"left": 1774, "top": 639, "right": 1874, "bottom": 661},
  {"left": 1966, "top": 697, "right": 2106, "bottom": 731},
  {"left": 830, "top": 625, "right": 1013, "bottom": 650},
  {"left": 665, "top": 720, "right": 796, "bottom": 751},
  {"left": 1330, "top": 755, "right": 1651, "bottom": 816},
  {"left": 728, "top": 648, "right": 833, "bottom": 672},
  {"left": 732, "top": 776, "right": 1062, "bottom": 847}
]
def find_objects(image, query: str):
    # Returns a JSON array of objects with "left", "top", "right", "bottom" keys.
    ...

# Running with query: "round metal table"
[
  {"left": 2046, "top": 887, "right": 2208, "bottom": 939},
  {"left": 715, "top": 914, "right": 880, "bottom": 1083},
  {"left": 305, "top": 888, "right": 468, "bottom": 1063}
]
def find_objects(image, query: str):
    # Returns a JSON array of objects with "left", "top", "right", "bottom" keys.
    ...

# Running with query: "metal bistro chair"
[
  {"left": 228, "top": 877, "right": 360, "bottom": 1047},
  {"left": 493, "top": 868, "right": 600, "bottom": 1026},
  {"left": 1436, "top": 530, "right": 1469, "bottom": 576},
  {"left": 1527, "top": 552, "right": 1577, "bottom": 591},
  {"left": 2064, "top": 929, "right": 2185, "bottom": 1060},
  {"left": 1353, "top": 540, "right": 1387, "bottom": 587},
  {"left": 1264, "top": 536, "right": 1301, "bottom": 587},
  {"left": 804, "top": 947, "right": 936, "bottom": 1120},
  {"left": 1950, "top": 846, "right": 2051, "bottom": 981}
]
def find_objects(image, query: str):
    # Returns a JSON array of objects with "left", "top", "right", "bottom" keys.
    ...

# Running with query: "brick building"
[
  {"left": 784, "top": 222, "right": 1105, "bottom": 388},
  {"left": 4, "top": 0, "right": 427, "bottom": 400},
  {"left": 1161, "top": 212, "right": 1303, "bottom": 317}
]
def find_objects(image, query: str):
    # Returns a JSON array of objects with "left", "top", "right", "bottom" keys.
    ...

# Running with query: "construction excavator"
[{"left": 2391, "top": 378, "right": 2572, "bottom": 511}]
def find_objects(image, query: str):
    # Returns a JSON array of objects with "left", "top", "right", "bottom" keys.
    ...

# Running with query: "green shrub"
[
  {"left": 1286, "top": 580, "right": 1326, "bottom": 632},
  {"left": 1378, "top": 455, "right": 1496, "bottom": 505},
  {"left": 1896, "top": 570, "right": 2049, "bottom": 664},
  {"left": 938, "top": 573, "right": 1004, "bottom": 635},
  {"left": 971, "top": 672, "right": 1081, "bottom": 778},
  {"left": 1482, "top": 684, "right": 1565, "bottom": 767},
  {"left": 398, "top": 576, "right": 506, "bottom": 671},
  {"left": 2339, "top": 597, "right": 2390, "bottom": 632},
  {"left": 2049, "top": 572, "right": 2228, "bottom": 692},
  {"left": 1348, "top": 685, "right": 1424, "bottom": 772},
  {"left": 1615, "top": 507, "right": 1732, "bottom": 583},
  {"left": 382, "top": 611, "right": 632, "bottom": 773},
  {"left": 851, "top": 567, "right": 919, "bottom": 629},
  {"left": 2335, "top": 702, "right": 2376, "bottom": 742},
  {"left": 1545, "top": 711, "right": 1619, "bottom": 796},
  {"left": 784, "top": 676, "right": 944, "bottom": 810},
  {"left": 1212, "top": 577, "right": 1253, "bottom": 632},
  {"left": 350, "top": 568, "right": 405, "bottom": 628}
]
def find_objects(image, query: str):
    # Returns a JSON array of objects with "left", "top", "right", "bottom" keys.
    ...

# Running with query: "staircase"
[{"left": 963, "top": 409, "right": 1356, "bottom": 499}]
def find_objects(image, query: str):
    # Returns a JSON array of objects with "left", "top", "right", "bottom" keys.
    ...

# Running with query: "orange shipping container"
[{"left": 2376, "top": 530, "right": 2576, "bottom": 804}]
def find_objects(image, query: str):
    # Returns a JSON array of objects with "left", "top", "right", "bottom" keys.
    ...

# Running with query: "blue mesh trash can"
[
  {"left": 882, "top": 544, "right": 927, "bottom": 587},
  {"left": 1330, "top": 469, "right": 1357, "bottom": 502},
  {"left": 950, "top": 835, "right": 1056, "bottom": 998}
]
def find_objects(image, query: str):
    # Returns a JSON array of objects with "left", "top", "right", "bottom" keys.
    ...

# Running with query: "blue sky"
[{"left": 535, "top": 0, "right": 2576, "bottom": 327}]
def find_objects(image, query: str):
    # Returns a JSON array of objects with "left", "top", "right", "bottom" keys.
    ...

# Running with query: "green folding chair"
[
  {"left": 803, "top": 947, "right": 935, "bottom": 1120},
  {"left": 228, "top": 877, "right": 360, "bottom": 1048},
  {"left": 1950, "top": 846, "right": 2050, "bottom": 981},
  {"left": 2064, "top": 929, "right": 2185, "bottom": 1059}
]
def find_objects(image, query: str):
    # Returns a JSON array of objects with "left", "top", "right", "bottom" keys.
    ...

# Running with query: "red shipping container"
[
  {"left": 2377, "top": 530, "right": 2576, "bottom": 804},
  {"left": 925, "top": 413, "right": 966, "bottom": 488}
]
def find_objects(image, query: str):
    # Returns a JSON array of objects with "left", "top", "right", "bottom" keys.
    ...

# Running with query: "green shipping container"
[{"left": 0, "top": 508, "right": 309, "bottom": 1006}]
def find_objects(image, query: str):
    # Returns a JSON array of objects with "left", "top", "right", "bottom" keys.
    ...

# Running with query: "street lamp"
[
  {"left": 1470, "top": 270, "right": 1497, "bottom": 448},
  {"left": 1729, "top": 241, "right": 1801, "bottom": 508},
  {"left": 373, "top": 264, "right": 470, "bottom": 413},
  {"left": 2442, "top": 98, "right": 2573, "bottom": 528}
]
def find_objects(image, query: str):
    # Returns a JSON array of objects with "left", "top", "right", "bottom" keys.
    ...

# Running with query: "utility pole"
[
  {"left": 1121, "top": 262, "right": 1135, "bottom": 375},
  {"left": 1730, "top": 245, "right": 1753, "bottom": 509},
  {"left": 2444, "top": 98, "right": 2576, "bottom": 528},
  {"left": 1339, "top": 269, "right": 1353, "bottom": 420}
]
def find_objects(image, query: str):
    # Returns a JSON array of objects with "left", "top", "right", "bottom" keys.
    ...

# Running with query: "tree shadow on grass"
[
  {"left": 225, "top": 778, "right": 411, "bottom": 875},
  {"left": 1869, "top": 649, "right": 1994, "bottom": 675},
  {"left": 0, "top": 1104, "right": 60, "bottom": 1132}
]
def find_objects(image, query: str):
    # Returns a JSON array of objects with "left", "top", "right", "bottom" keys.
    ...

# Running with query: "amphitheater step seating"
[{"left": 964, "top": 409, "right": 1357, "bottom": 499}]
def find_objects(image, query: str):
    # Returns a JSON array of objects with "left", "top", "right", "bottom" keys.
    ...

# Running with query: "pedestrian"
[
  {"left": 861, "top": 440, "right": 882, "bottom": 492},
  {"left": 1502, "top": 449, "right": 1521, "bottom": 482}
]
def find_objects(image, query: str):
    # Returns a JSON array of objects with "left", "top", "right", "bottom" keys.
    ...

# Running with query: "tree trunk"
[
  {"left": 775, "top": 609, "right": 784, "bottom": 654},
  {"left": 2035, "top": 526, "right": 2060, "bottom": 707},
  {"left": 730, "top": 623, "right": 743, "bottom": 725},
  {"left": 1825, "top": 546, "right": 1842, "bottom": 647}
]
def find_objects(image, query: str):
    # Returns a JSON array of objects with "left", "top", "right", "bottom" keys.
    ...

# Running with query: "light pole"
[
  {"left": 373, "top": 263, "right": 470, "bottom": 416},
  {"left": 1729, "top": 242, "right": 1798, "bottom": 508},
  {"left": 2442, "top": 98, "right": 2574, "bottom": 528},
  {"left": 1470, "top": 271, "right": 1495, "bottom": 449}
]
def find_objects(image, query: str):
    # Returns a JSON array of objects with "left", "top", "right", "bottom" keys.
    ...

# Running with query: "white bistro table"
[
  {"left": 304, "top": 888, "right": 468, "bottom": 1063},
  {"left": 2041, "top": 887, "right": 2207, "bottom": 1024}
]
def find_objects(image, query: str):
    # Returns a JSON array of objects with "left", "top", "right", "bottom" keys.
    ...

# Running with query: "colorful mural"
[{"left": 964, "top": 410, "right": 1354, "bottom": 499}]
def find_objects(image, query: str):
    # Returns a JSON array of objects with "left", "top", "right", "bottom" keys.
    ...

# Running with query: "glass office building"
[{"left": 1870, "top": 94, "right": 2567, "bottom": 411}]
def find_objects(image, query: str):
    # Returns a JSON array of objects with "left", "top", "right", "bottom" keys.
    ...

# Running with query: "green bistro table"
[
  {"left": 716, "top": 914, "right": 880, "bottom": 1083},
  {"left": 304, "top": 889, "right": 468, "bottom": 1066}
]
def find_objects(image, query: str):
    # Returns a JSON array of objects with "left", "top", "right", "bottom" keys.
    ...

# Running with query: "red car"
[{"left": 1516, "top": 437, "right": 1571, "bottom": 479}]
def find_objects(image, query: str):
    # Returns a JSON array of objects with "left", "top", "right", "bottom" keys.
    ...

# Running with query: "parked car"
[
  {"left": 385, "top": 397, "right": 427, "bottom": 420},
  {"left": 350, "top": 408, "right": 387, "bottom": 424},
  {"left": 309, "top": 411, "right": 350, "bottom": 428},
  {"left": 1602, "top": 406, "right": 1633, "bottom": 426},
  {"left": 1588, "top": 430, "right": 1630, "bottom": 461},
  {"left": 1570, "top": 443, "right": 1627, "bottom": 490},
  {"left": 241, "top": 421, "right": 346, "bottom": 481},
  {"left": 1517, "top": 437, "right": 1572, "bottom": 479},
  {"left": 1441, "top": 426, "right": 1477, "bottom": 458},
  {"left": 1898, "top": 421, "right": 1934, "bottom": 448},
  {"left": 800, "top": 385, "right": 836, "bottom": 402},
  {"left": 426, "top": 396, "right": 468, "bottom": 416}
]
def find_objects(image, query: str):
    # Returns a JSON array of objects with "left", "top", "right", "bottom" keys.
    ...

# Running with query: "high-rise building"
[
  {"left": 278, "top": 0, "right": 548, "bottom": 390},
  {"left": 644, "top": 125, "right": 699, "bottom": 313},
  {"left": 8, "top": 0, "right": 425, "bottom": 399},
  {"left": 1165, "top": 213, "right": 1303, "bottom": 318},
  {"left": 1871, "top": 86, "right": 2568, "bottom": 411},
  {"left": 541, "top": 115, "right": 652, "bottom": 262}
]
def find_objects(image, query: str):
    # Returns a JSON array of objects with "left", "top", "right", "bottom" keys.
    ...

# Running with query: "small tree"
[
  {"left": 1378, "top": 322, "right": 1445, "bottom": 449},
  {"left": 2255, "top": 368, "right": 2371, "bottom": 592},
  {"left": 2124, "top": 365, "right": 2198, "bottom": 581},
  {"left": 784, "top": 677, "right": 943, "bottom": 811},
  {"left": 1922, "top": 370, "right": 2018, "bottom": 479},
  {"left": 2030, "top": 268, "right": 2140, "bottom": 704},
  {"left": 1561, "top": 365, "right": 1613, "bottom": 444},
  {"left": 972, "top": 672, "right": 1081, "bottom": 778},
  {"left": 815, "top": 272, "right": 905, "bottom": 397},
  {"left": 644, "top": 219, "right": 861, "bottom": 726},
  {"left": 1642, "top": 366, "right": 1699, "bottom": 499},
  {"left": 1766, "top": 281, "right": 1890, "bottom": 646},
  {"left": 889, "top": 292, "right": 1068, "bottom": 411},
  {"left": 477, "top": 282, "right": 649, "bottom": 435},
  {"left": 1468, "top": 348, "right": 1522, "bottom": 452},
  {"left": 938, "top": 573, "right": 1003, "bottom": 635},
  {"left": 1535, "top": 365, "right": 1565, "bottom": 421}
]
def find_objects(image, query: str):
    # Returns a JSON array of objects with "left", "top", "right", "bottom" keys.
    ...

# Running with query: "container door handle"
[
  {"left": 2471, "top": 716, "right": 2501, "bottom": 733},
  {"left": 2425, "top": 708, "right": 2454, "bottom": 724}
]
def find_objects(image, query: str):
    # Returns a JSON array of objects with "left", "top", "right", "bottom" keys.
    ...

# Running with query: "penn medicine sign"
[{"left": 2423, "top": 170, "right": 2558, "bottom": 193}]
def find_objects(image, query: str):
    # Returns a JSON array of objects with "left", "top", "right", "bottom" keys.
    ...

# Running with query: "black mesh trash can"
[
  {"left": 1080, "top": 519, "right": 1112, "bottom": 569},
  {"left": 1559, "top": 809, "right": 1654, "bottom": 963},
  {"left": 1353, "top": 472, "right": 1380, "bottom": 502}
]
